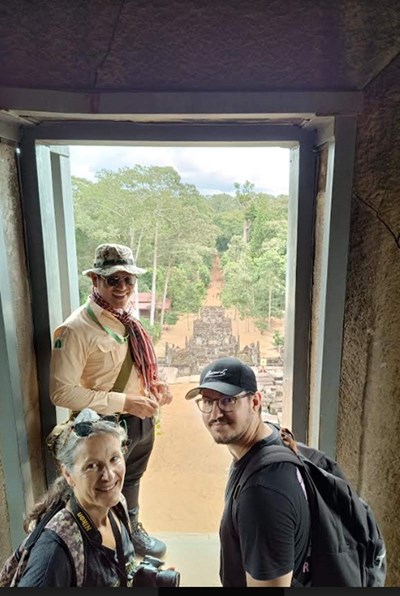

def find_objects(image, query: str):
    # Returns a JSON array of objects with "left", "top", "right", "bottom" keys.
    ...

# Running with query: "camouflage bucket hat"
[{"left": 82, "top": 244, "right": 146, "bottom": 277}]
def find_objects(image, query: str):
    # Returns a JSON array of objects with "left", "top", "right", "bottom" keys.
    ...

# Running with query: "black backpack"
[{"left": 232, "top": 428, "right": 386, "bottom": 587}]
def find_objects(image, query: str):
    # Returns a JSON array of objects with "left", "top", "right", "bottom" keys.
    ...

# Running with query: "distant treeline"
[{"left": 72, "top": 166, "right": 288, "bottom": 338}]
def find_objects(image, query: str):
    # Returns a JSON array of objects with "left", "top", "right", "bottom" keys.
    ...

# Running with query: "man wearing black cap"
[
  {"left": 50, "top": 243, "right": 171, "bottom": 558},
  {"left": 186, "top": 356, "right": 310, "bottom": 587}
]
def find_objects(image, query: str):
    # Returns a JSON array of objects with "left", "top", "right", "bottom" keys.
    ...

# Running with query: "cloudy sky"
[{"left": 69, "top": 145, "right": 290, "bottom": 196}]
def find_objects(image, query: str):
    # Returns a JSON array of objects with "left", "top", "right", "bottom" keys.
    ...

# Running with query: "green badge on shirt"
[{"left": 53, "top": 327, "right": 67, "bottom": 349}]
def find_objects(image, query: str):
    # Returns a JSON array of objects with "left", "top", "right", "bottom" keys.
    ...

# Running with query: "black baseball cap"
[{"left": 185, "top": 357, "right": 257, "bottom": 400}]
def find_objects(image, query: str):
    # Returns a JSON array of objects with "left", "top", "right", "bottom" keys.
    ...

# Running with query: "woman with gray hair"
[{"left": 1, "top": 409, "right": 138, "bottom": 587}]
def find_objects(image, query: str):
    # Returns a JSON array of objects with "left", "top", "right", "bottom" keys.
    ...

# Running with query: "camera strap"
[
  {"left": 68, "top": 495, "right": 129, "bottom": 586},
  {"left": 108, "top": 511, "right": 128, "bottom": 587}
]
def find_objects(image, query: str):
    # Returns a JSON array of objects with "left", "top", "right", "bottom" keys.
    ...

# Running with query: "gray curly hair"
[
  {"left": 56, "top": 418, "right": 128, "bottom": 472},
  {"left": 25, "top": 409, "right": 128, "bottom": 531}
]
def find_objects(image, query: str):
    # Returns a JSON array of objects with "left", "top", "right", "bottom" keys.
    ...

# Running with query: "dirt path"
[
  {"left": 155, "top": 256, "right": 284, "bottom": 361},
  {"left": 140, "top": 381, "right": 232, "bottom": 533},
  {"left": 140, "top": 257, "right": 284, "bottom": 533}
]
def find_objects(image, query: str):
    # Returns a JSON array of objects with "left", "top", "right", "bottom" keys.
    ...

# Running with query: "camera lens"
[
  {"left": 133, "top": 566, "right": 180, "bottom": 588},
  {"left": 132, "top": 555, "right": 180, "bottom": 588},
  {"left": 157, "top": 569, "right": 180, "bottom": 588}
]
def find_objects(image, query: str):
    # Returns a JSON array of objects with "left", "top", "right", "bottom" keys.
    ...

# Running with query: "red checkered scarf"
[{"left": 91, "top": 290, "right": 159, "bottom": 397}]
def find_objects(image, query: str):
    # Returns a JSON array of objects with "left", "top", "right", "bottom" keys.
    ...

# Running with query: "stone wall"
[
  {"left": 0, "top": 140, "right": 45, "bottom": 565},
  {"left": 337, "top": 54, "right": 400, "bottom": 585}
]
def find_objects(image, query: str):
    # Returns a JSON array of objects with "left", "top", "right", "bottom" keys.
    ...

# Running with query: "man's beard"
[
  {"left": 212, "top": 433, "right": 233, "bottom": 445},
  {"left": 207, "top": 420, "right": 244, "bottom": 445}
]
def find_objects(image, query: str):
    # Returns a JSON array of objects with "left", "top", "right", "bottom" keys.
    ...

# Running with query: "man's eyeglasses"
[
  {"left": 100, "top": 274, "right": 137, "bottom": 287},
  {"left": 195, "top": 392, "right": 250, "bottom": 414}
]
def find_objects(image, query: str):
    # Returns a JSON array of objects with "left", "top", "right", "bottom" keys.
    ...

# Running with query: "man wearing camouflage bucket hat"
[{"left": 50, "top": 243, "right": 172, "bottom": 558}]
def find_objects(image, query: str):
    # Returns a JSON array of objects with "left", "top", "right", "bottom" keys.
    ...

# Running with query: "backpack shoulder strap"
[
  {"left": 22, "top": 500, "right": 65, "bottom": 550},
  {"left": 45, "top": 509, "right": 85, "bottom": 587},
  {"left": 234, "top": 444, "right": 302, "bottom": 499},
  {"left": 0, "top": 540, "right": 29, "bottom": 587},
  {"left": 0, "top": 500, "right": 66, "bottom": 587},
  {"left": 44, "top": 499, "right": 131, "bottom": 587},
  {"left": 232, "top": 444, "right": 303, "bottom": 535}
]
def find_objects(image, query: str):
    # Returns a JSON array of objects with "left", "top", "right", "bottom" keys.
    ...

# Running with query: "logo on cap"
[{"left": 204, "top": 368, "right": 228, "bottom": 379}]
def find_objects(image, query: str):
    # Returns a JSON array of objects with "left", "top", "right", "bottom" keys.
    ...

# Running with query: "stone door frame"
[{"left": 0, "top": 90, "right": 362, "bottom": 546}]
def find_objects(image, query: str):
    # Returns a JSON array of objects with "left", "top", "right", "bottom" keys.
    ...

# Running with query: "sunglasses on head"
[
  {"left": 71, "top": 416, "right": 132, "bottom": 450},
  {"left": 72, "top": 415, "right": 117, "bottom": 437},
  {"left": 100, "top": 274, "right": 136, "bottom": 287}
]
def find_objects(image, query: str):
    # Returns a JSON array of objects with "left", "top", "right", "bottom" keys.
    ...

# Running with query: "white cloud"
[{"left": 69, "top": 145, "right": 290, "bottom": 196}]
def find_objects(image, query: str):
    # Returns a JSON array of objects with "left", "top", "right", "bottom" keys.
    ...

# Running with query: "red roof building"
[{"left": 135, "top": 292, "right": 171, "bottom": 315}]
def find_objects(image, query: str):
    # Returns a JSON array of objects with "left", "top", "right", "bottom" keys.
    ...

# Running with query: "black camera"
[{"left": 132, "top": 555, "right": 180, "bottom": 587}]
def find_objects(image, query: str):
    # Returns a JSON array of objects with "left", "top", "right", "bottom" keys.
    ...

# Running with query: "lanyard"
[{"left": 85, "top": 302, "right": 129, "bottom": 345}]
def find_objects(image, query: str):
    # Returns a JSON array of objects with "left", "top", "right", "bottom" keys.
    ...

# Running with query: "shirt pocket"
[{"left": 95, "top": 337, "right": 121, "bottom": 366}]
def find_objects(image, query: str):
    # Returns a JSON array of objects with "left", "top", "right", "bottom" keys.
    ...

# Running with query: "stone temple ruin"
[
  {"left": 161, "top": 305, "right": 284, "bottom": 422},
  {"left": 164, "top": 306, "right": 259, "bottom": 375},
  {"left": 257, "top": 366, "right": 284, "bottom": 420}
]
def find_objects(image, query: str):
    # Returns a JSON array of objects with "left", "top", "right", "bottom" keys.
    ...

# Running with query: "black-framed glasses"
[
  {"left": 195, "top": 392, "right": 250, "bottom": 414},
  {"left": 100, "top": 274, "right": 137, "bottom": 287}
]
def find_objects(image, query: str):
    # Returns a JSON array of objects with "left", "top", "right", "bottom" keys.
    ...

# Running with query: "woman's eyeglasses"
[
  {"left": 72, "top": 416, "right": 132, "bottom": 450},
  {"left": 195, "top": 392, "right": 250, "bottom": 414},
  {"left": 100, "top": 275, "right": 136, "bottom": 287},
  {"left": 72, "top": 415, "right": 118, "bottom": 437}
]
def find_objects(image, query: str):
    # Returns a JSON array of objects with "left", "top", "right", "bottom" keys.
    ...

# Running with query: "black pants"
[{"left": 122, "top": 415, "right": 155, "bottom": 514}]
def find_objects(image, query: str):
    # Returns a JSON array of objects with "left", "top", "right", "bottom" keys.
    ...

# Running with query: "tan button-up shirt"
[{"left": 50, "top": 300, "right": 144, "bottom": 415}]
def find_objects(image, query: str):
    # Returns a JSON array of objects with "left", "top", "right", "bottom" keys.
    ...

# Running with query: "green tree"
[
  {"left": 220, "top": 236, "right": 254, "bottom": 320},
  {"left": 219, "top": 190, "right": 288, "bottom": 332},
  {"left": 272, "top": 330, "right": 285, "bottom": 357},
  {"left": 72, "top": 166, "right": 217, "bottom": 324},
  {"left": 234, "top": 180, "right": 257, "bottom": 243},
  {"left": 248, "top": 194, "right": 288, "bottom": 257},
  {"left": 250, "top": 234, "right": 287, "bottom": 331}
]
